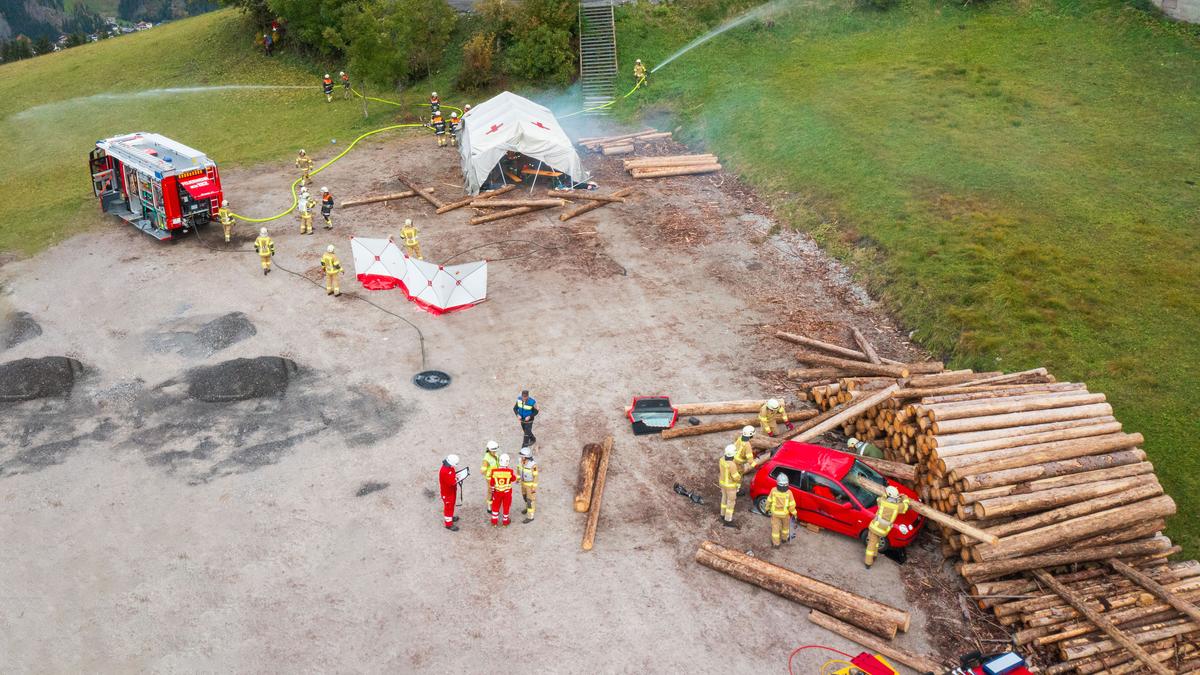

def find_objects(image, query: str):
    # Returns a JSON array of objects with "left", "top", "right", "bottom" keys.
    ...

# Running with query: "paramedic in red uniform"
[
  {"left": 440, "top": 454, "right": 461, "bottom": 531},
  {"left": 489, "top": 454, "right": 518, "bottom": 527}
]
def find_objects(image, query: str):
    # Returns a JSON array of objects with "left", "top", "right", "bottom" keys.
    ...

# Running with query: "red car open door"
[{"left": 798, "top": 473, "right": 868, "bottom": 537}]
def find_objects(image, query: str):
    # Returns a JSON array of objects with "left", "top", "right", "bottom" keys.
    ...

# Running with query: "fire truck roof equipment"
[{"left": 97, "top": 132, "right": 214, "bottom": 177}]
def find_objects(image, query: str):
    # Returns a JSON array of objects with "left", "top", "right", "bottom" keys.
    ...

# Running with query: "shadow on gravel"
[{"left": 1, "top": 311, "right": 42, "bottom": 350}]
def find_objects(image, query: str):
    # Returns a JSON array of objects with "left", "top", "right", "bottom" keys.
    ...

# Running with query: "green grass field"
[
  {"left": 614, "top": 0, "right": 1200, "bottom": 552},
  {"left": 0, "top": 9, "right": 445, "bottom": 256}
]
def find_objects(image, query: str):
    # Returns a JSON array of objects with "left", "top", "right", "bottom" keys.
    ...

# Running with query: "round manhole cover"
[{"left": 413, "top": 370, "right": 451, "bottom": 390}]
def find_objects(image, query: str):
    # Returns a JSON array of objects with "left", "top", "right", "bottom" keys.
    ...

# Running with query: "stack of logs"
[
  {"left": 782, "top": 329, "right": 1193, "bottom": 673},
  {"left": 578, "top": 128, "right": 673, "bottom": 155},
  {"left": 623, "top": 154, "right": 721, "bottom": 179}
]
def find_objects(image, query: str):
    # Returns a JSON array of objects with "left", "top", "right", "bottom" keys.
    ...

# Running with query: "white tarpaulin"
[
  {"left": 459, "top": 91, "right": 587, "bottom": 195},
  {"left": 350, "top": 237, "right": 487, "bottom": 315}
]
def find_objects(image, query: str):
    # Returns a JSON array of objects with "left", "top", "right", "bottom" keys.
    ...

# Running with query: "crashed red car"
[{"left": 749, "top": 442, "right": 924, "bottom": 552}]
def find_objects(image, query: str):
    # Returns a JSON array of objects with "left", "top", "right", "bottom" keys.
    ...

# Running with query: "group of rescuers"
[
  {"left": 439, "top": 391, "right": 541, "bottom": 530},
  {"left": 717, "top": 399, "right": 910, "bottom": 568}
]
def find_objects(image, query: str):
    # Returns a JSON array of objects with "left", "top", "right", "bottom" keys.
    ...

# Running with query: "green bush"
[
  {"left": 456, "top": 32, "right": 497, "bottom": 90},
  {"left": 502, "top": 0, "right": 577, "bottom": 84}
]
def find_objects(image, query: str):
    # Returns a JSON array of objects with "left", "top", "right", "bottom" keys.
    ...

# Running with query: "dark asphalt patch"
[
  {"left": 1, "top": 311, "right": 42, "bottom": 349},
  {"left": 357, "top": 482, "right": 390, "bottom": 497},
  {"left": 186, "top": 356, "right": 297, "bottom": 402},
  {"left": 0, "top": 357, "right": 84, "bottom": 402},
  {"left": 147, "top": 312, "right": 257, "bottom": 357}
]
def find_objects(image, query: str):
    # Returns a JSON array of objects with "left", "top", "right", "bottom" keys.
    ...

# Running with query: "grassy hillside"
[
  {"left": 615, "top": 0, "right": 1200, "bottom": 553},
  {"left": 0, "top": 8, "right": 437, "bottom": 255}
]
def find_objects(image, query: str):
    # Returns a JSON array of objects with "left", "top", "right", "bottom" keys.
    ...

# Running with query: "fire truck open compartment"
[{"left": 90, "top": 132, "right": 223, "bottom": 241}]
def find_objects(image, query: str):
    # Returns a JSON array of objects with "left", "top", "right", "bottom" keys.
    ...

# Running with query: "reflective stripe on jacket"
[
  {"left": 869, "top": 497, "right": 909, "bottom": 537},
  {"left": 718, "top": 457, "right": 741, "bottom": 489},
  {"left": 401, "top": 226, "right": 419, "bottom": 246},
  {"left": 765, "top": 487, "right": 796, "bottom": 517},
  {"left": 758, "top": 403, "right": 788, "bottom": 423},
  {"left": 254, "top": 236, "right": 274, "bottom": 255},
  {"left": 481, "top": 451, "right": 498, "bottom": 478},
  {"left": 519, "top": 460, "right": 538, "bottom": 486},
  {"left": 733, "top": 437, "right": 754, "bottom": 465},
  {"left": 490, "top": 467, "right": 516, "bottom": 492},
  {"left": 319, "top": 253, "right": 341, "bottom": 274}
]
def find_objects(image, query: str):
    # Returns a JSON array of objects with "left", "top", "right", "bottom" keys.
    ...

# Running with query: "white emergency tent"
[
  {"left": 459, "top": 91, "right": 587, "bottom": 195},
  {"left": 350, "top": 237, "right": 487, "bottom": 315}
]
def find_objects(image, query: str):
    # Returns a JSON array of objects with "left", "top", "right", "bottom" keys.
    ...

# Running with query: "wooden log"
[
  {"left": 919, "top": 383, "right": 1086, "bottom": 404},
  {"left": 967, "top": 368, "right": 1051, "bottom": 387},
  {"left": 908, "top": 370, "right": 1001, "bottom": 387},
  {"left": 630, "top": 163, "right": 722, "bottom": 179},
  {"left": 924, "top": 393, "right": 1107, "bottom": 422},
  {"left": 1058, "top": 615, "right": 1195, "bottom": 664},
  {"left": 852, "top": 475, "right": 998, "bottom": 545},
  {"left": 754, "top": 385, "right": 900, "bottom": 449},
  {"left": 959, "top": 537, "right": 1174, "bottom": 582},
  {"left": 661, "top": 411, "right": 809, "bottom": 440},
  {"left": 930, "top": 416, "right": 1119, "bottom": 448},
  {"left": 581, "top": 436, "right": 613, "bottom": 551},
  {"left": 435, "top": 185, "right": 517, "bottom": 214},
  {"left": 630, "top": 130, "right": 672, "bottom": 141},
  {"left": 602, "top": 143, "right": 635, "bottom": 156},
  {"left": 1032, "top": 569, "right": 1173, "bottom": 675},
  {"left": 948, "top": 432, "right": 1144, "bottom": 481},
  {"left": 850, "top": 327, "right": 882, "bottom": 364},
  {"left": 559, "top": 187, "right": 635, "bottom": 222},
  {"left": 469, "top": 204, "right": 554, "bottom": 225},
  {"left": 1110, "top": 558, "right": 1200, "bottom": 627},
  {"left": 551, "top": 191, "right": 629, "bottom": 203},
  {"left": 623, "top": 155, "right": 718, "bottom": 169},
  {"left": 471, "top": 198, "right": 567, "bottom": 208},
  {"left": 974, "top": 473, "right": 1161, "bottom": 519},
  {"left": 787, "top": 368, "right": 848, "bottom": 380},
  {"left": 958, "top": 449, "right": 1148, "bottom": 491},
  {"left": 672, "top": 399, "right": 791, "bottom": 415},
  {"left": 574, "top": 443, "right": 602, "bottom": 513},
  {"left": 342, "top": 187, "right": 435, "bottom": 208},
  {"left": 695, "top": 541, "right": 909, "bottom": 638},
  {"left": 578, "top": 128, "right": 657, "bottom": 145},
  {"left": 901, "top": 382, "right": 1083, "bottom": 401},
  {"left": 1034, "top": 583, "right": 1200, "bottom": 645},
  {"left": 397, "top": 173, "right": 446, "bottom": 209},
  {"left": 807, "top": 611, "right": 947, "bottom": 674},
  {"left": 825, "top": 447, "right": 916, "bottom": 482},
  {"left": 772, "top": 331, "right": 940, "bottom": 371},
  {"left": 931, "top": 421, "right": 1124, "bottom": 459},
  {"left": 796, "top": 351, "right": 909, "bottom": 378},
  {"left": 984, "top": 482, "right": 1165, "bottom": 539},
  {"left": 931, "top": 403, "right": 1114, "bottom": 436},
  {"left": 961, "top": 461, "right": 1156, "bottom": 506},
  {"left": 974, "top": 492, "right": 1171, "bottom": 559}
]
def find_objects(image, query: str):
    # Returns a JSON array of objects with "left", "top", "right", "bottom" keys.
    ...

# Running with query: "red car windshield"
[{"left": 843, "top": 461, "right": 886, "bottom": 508}]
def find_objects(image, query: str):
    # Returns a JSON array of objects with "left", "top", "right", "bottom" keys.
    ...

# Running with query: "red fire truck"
[{"left": 89, "top": 132, "right": 224, "bottom": 240}]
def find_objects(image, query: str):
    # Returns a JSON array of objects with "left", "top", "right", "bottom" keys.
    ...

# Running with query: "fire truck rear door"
[{"left": 89, "top": 148, "right": 117, "bottom": 197}]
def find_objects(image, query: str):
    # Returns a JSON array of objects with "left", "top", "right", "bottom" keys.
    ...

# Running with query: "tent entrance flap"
[{"left": 458, "top": 91, "right": 587, "bottom": 195}]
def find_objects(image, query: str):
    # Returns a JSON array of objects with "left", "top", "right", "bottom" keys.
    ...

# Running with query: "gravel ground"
[{"left": 0, "top": 134, "right": 956, "bottom": 673}]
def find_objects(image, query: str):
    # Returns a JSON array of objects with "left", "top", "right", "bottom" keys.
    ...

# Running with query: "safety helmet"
[
  {"left": 847, "top": 437, "right": 860, "bottom": 448},
  {"left": 450, "top": 112, "right": 458, "bottom": 118},
  {"left": 326, "top": 244, "right": 335, "bottom": 253},
  {"left": 321, "top": 186, "right": 329, "bottom": 193},
  {"left": 486, "top": 440, "right": 499, "bottom": 452},
  {"left": 221, "top": 199, "right": 228, "bottom": 206},
  {"left": 885, "top": 486, "right": 900, "bottom": 500},
  {"left": 776, "top": 474, "right": 789, "bottom": 488},
  {"left": 299, "top": 149, "right": 306, "bottom": 155},
  {"left": 431, "top": 91, "right": 438, "bottom": 97},
  {"left": 404, "top": 218, "right": 412, "bottom": 226},
  {"left": 636, "top": 58, "right": 642, "bottom": 63},
  {"left": 724, "top": 444, "right": 736, "bottom": 459},
  {"left": 446, "top": 454, "right": 459, "bottom": 467},
  {"left": 325, "top": 73, "right": 330, "bottom": 77},
  {"left": 260, "top": 227, "right": 268, "bottom": 236},
  {"left": 742, "top": 425, "right": 755, "bottom": 437},
  {"left": 767, "top": 398, "right": 780, "bottom": 410},
  {"left": 519, "top": 447, "right": 532, "bottom": 458},
  {"left": 499, "top": 453, "right": 511, "bottom": 467},
  {"left": 339, "top": 71, "right": 345, "bottom": 76},
  {"left": 464, "top": 104, "right": 471, "bottom": 110}
]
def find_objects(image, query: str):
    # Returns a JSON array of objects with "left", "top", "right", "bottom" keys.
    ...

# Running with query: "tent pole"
[{"left": 529, "top": 160, "right": 543, "bottom": 194}]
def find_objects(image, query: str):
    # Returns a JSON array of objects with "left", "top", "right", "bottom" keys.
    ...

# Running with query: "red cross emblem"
[
  {"left": 485, "top": 123, "right": 504, "bottom": 135},
  {"left": 532, "top": 121, "right": 549, "bottom": 130}
]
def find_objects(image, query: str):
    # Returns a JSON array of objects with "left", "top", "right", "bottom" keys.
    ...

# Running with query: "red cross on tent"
[
  {"left": 531, "top": 121, "right": 549, "bottom": 130},
  {"left": 485, "top": 123, "right": 504, "bottom": 135}
]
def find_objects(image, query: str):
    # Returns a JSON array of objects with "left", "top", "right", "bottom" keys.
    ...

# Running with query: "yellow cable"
[
  {"left": 820, "top": 658, "right": 856, "bottom": 675},
  {"left": 230, "top": 123, "right": 430, "bottom": 223},
  {"left": 560, "top": 77, "right": 644, "bottom": 119}
]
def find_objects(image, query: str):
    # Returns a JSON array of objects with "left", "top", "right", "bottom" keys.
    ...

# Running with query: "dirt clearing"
[{"left": 1, "top": 134, "right": 962, "bottom": 672}]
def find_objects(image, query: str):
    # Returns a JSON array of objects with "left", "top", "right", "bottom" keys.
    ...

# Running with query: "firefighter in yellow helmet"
[
  {"left": 400, "top": 218, "right": 422, "bottom": 259},
  {"left": 218, "top": 199, "right": 234, "bottom": 243},
  {"left": 733, "top": 425, "right": 757, "bottom": 476},
  {"left": 518, "top": 446, "right": 538, "bottom": 524},
  {"left": 481, "top": 440, "right": 500, "bottom": 512},
  {"left": 295, "top": 149, "right": 313, "bottom": 187},
  {"left": 765, "top": 473, "right": 797, "bottom": 548},
  {"left": 319, "top": 244, "right": 343, "bottom": 296},
  {"left": 633, "top": 58, "right": 647, "bottom": 84},
  {"left": 718, "top": 445, "right": 741, "bottom": 527},
  {"left": 865, "top": 485, "right": 910, "bottom": 569},
  {"left": 253, "top": 227, "right": 275, "bottom": 275},
  {"left": 758, "top": 398, "right": 793, "bottom": 437},
  {"left": 297, "top": 187, "right": 315, "bottom": 235}
]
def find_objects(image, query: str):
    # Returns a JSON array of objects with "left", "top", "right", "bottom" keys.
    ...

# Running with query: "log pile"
[
  {"left": 578, "top": 129, "right": 673, "bottom": 154},
  {"left": 623, "top": 154, "right": 721, "bottom": 179},
  {"left": 777, "top": 329, "right": 1194, "bottom": 673}
]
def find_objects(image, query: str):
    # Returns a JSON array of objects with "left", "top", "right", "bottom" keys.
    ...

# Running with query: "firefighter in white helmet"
[
  {"left": 218, "top": 199, "right": 234, "bottom": 243},
  {"left": 295, "top": 149, "right": 313, "bottom": 187},
  {"left": 765, "top": 473, "right": 797, "bottom": 548},
  {"left": 319, "top": 244, "right": 343, "bottom": 296},
  {"left": 254, "top": 227, "right": 275, "bottom": 275},
  {"left": 489, "top": 452, "right": 518, "bottom": 526},
  {"left": 732, "top": 425, "right": 756, "bottom": 476},
  {"left": 399, "top": 218, "right": 422, "bottom": 259},
  {"left": 448, "top": 111, "right": 461, "bottom": 147},
  {"left": 865, "top": 485, "right": 910, "bottom": 569},
  {"left": 340, "top": 71, "right": 350, "bottom": 99},
  {"left": 718, "top": 444, "right": 741, "bottom": 526},
  {"left": 429, "top": 91, "right": 440, "bottom": 114},
  {"left": 297, "top": 187, "right": 315, "bottom": 235},
  {"left": 320, "top": 187, "right": 334, "bottom": 229},
  {"left": 633, "top": 58, "right": 647, "bottom": 84},
  {"left": 518, "top": 447, "right": 538, "bottom": 524},
  {"left": 758, "top": 398, "right": 793, "bottom": 437},
  {"left": 323, "top": 73, "right": 334, "bottom": 102},
  {"left": 481, "top": 440, "right": 500, "bottom": 510}
]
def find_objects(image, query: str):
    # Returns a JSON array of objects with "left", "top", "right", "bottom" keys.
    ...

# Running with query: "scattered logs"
[{"left": 581, "top": 436, "right": 613, "bottom": 551}]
